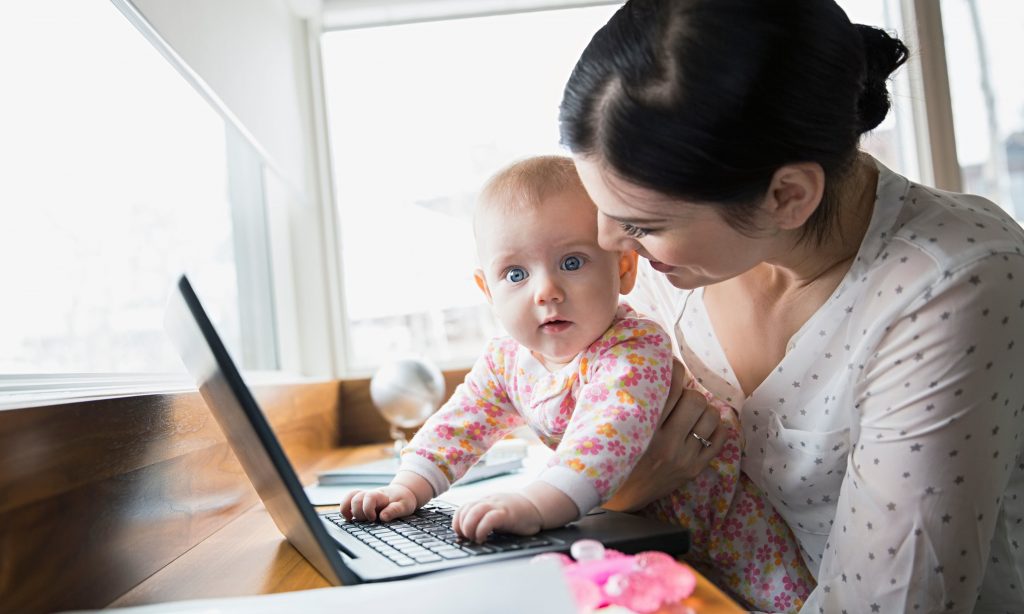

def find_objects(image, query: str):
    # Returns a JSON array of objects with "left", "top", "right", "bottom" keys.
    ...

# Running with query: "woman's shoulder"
[
  {"left": 883, "top": 172, "right": 1024, "bottom": 268},
  {"left": 852, "top": 164, "right": 1024, "bottom": 304}
]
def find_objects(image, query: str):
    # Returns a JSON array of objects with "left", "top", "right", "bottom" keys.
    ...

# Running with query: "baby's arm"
[
  {"left": 455, "top": 317, "right": 674, "bottom": 541},
  {"left": 340, "top": 341, "right": 525, "bottom": 525}
]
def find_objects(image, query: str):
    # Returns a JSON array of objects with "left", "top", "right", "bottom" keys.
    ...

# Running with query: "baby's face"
[{"left": 475, "top": 189, "right": 624, "bottom": 369}]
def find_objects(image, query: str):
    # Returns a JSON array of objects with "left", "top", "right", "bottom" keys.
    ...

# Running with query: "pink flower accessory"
[{"left": 532, "top": 540, "right": 697, "bottom": 613}]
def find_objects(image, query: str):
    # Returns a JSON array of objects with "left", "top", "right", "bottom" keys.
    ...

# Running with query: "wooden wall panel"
[{"left": 0, "top": 382, "right": 339, "bottom": 614}]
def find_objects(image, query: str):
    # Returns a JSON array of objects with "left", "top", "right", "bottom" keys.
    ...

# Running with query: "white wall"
[
  {"left": 130, "top": 0, "right": 343, "bottom": 377},
  {"left": 131, "top": 0, "right": 316, "bottom": 201}
]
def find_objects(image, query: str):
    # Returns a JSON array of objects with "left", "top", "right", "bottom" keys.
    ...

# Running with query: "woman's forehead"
[{"left": 574, "top": 157, "right": 698, "bottom": 221}]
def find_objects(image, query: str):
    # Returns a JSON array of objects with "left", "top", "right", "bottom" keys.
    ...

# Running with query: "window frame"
[
  {"left": 1, "top": 0, "right": 970, "bottom": 401},
  {"left": 0, "top": 0, "right": 311, "bottom": 404},
  {"left": 314, "top": 0, "right": 963, "bottom": 375}
]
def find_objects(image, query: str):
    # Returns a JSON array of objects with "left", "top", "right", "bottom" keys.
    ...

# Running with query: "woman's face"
[{"left": 574, "top": 156, "right": 777, "bottom": 289}]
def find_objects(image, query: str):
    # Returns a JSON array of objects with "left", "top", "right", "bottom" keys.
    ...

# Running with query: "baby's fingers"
[
  {"left": 458, "top": 503, "right": 494, "bottom": 543},
  {"left": 379, "top": 497, "right": 414, "bottom": 522},
  {"left": 452, "top": 501, "right": 474, "bottom": 538},
  {"left": 348, "top": 491, "right": 369, "bottom": 520},
  {"left": 474, "top": 509, "right": 509, "bottom": 543},
  {"left": 338, "top": 490, "right": 359, "bottom": 520},
  {"left": 361, "top": 491, "right": 389, "bottom": 522}
]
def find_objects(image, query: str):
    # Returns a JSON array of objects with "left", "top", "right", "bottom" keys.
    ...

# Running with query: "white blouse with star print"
[{"left": 629, "top": 158, "right": 1024, "bottom": 614}]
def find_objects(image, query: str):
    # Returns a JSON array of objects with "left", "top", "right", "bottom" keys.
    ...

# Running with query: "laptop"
[{"left": 164, "top": 275, "right": 689, "bottom": 585}]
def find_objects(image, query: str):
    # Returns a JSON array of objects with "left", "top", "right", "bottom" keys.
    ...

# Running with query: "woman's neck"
[{"left": 761, "top": 155, "right": 879, "bottom": 292}]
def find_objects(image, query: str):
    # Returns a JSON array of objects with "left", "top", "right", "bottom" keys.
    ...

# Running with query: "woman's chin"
[{"left": 664, "top": 270, "right": 707, "bottom": 290}]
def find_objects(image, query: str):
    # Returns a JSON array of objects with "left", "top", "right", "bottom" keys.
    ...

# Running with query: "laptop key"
[
  {"left": 460, "top": 543, "right": 496, "bottom": 555},
  {"left": 497, "top": 542, "right": 522, "bottom": 551},
  {"left": 412, "top": 554, "right": 443, "bottom": 563},
  {"left": 436, "top": 548, "right": 470, "bottom": 559}
]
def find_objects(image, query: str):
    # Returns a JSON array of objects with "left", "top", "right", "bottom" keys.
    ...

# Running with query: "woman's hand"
[{"left": 603, "top": 360, "right": 728, "bottom": 512}]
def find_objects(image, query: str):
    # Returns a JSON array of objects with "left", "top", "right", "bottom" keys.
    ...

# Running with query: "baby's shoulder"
[{"left": 587, "top": 302, "right": 673, "bottom": 357}]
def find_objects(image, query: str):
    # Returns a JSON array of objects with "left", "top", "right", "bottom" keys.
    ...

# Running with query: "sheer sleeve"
[{"left": 801, "top": 253, "right": 1024, "bottom": 613}]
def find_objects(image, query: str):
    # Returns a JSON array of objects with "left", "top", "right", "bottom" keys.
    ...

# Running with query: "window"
[
  {"left": 321, "top": 5, "right": 621, "bottom": 373},
  {"left": 0, "top": 1, "right": 278, "bottom": 376},
  {"left": 940, "top": 0, "right": 1024, "bottom": 219},
  {"left": 837, "top": 0, "right": 922, "bottom": 183}
]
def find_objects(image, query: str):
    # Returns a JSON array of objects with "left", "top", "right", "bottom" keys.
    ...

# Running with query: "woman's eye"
[
  {"left": 561, "top": 256, "right": 583, "bottom": 271},
  {"left": 620, "top": 223, "right": 650, "bottom": 239},
  {"left": 505, "top": 267, "right": 527, "bottom": 283}
]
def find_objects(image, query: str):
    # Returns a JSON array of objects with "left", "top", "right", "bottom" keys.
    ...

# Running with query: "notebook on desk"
[{"left": 164, "top": 275, "right": 689, "bottom": 585}]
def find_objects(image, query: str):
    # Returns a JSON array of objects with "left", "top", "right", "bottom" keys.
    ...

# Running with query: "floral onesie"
[{"left": 399, "top": 303, "right": 814, "bottom": 612}]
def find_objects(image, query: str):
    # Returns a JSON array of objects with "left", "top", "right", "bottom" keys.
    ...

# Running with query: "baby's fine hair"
[{"left": 476, "top": 155, "right": 588, "bottom": 223}]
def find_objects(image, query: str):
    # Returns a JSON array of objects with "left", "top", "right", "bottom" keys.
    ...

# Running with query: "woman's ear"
[
  {"left": 618, "top": 250, "right": 639, "bottom": 295},
  {"left": 473, "top": 269, "right": 493, "bottom": 304},
  {"left": 765, "top": 163, "right": 825, "bottom": 230}
]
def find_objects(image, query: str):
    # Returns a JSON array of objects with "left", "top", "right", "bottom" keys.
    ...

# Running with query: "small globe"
[{"left": 369, "top": 358, "right": 446, "bottom": 429}]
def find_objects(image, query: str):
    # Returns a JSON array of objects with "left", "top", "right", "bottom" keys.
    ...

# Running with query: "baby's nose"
[{"left": 533, "top": 275, "right": 564, "bottom": 305}]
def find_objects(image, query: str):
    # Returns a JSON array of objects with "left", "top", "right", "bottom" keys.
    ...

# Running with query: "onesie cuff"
[
  {"left": 536, "top": 465, "right": 601, "bottom": 519},
  {"left": 398, "top": 453, "right": 451, "bottom": 498}
]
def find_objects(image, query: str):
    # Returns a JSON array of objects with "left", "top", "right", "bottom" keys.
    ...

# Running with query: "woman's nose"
[{"left": 533, "top": 274, "right": 564, "bottom": 305}]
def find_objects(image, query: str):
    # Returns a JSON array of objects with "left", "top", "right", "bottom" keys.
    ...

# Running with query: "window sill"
[{"left": 0, "top": 371, "right": 323, "bottom": 410}]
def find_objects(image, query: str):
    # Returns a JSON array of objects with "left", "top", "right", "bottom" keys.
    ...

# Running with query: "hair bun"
[{"left": 855, "top": 24, "right": 909, "bottom": 133}]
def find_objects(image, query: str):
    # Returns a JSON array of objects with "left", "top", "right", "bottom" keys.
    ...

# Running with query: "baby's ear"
[
  {"left": 618, "top": 250, "right": 639, "bottom": 295},
  {"left": 473, "top": 269, "right": 493, "bottom": 304}
]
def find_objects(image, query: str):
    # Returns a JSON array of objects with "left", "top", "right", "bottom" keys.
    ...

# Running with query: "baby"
[{"left": 340, "top": 156, "right": 814, "bottom": 611}]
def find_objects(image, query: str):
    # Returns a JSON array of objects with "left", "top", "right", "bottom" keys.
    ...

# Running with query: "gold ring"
[{"left": 691, "top": 431, "right": 712, "bottom": 448}]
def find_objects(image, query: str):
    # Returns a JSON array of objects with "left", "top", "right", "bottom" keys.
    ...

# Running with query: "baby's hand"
[
  {"left": 338, "top": 484, "right": 417, "bottom": 523},
  {"left": 452, "top": 492, "right": 544, "bottom": 543}
]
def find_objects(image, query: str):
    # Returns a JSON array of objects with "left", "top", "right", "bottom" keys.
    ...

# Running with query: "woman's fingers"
[
  {"left": 658, "top": 360, "right": 689, "bottom": 428},
  {"left": 689, "top": 403, "right": 721, "bottom": 443},
  {"left": 660, "top": 385, "right": 710, "bottom": 438},
  {"left": 697, "top": 422, "right": 729, "bottom": 466}
]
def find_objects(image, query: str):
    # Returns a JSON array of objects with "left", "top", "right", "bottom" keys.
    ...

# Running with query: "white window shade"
[{"left": 322, "top": 0, "right": 621, "bottom": 30}]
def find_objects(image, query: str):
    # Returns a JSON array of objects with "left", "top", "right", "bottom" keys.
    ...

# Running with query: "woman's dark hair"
[{"left": 559, "top": 0, "right": 909, "bottom": 242}]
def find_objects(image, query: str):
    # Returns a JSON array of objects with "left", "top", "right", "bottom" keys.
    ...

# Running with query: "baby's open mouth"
[{"left": 539, "top": 320, "right": 572, "bottom": 333}]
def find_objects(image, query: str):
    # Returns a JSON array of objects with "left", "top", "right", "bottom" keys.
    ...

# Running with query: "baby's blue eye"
[
  {"left": 561, "top": 256, "right": 583, "bottom": 271},
  {"left": 505, "top": 267, "right": 527, "bottom": 283}
]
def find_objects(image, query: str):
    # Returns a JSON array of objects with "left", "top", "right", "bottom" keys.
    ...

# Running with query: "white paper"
[
  {"left": 307, "top": 445, "right": 555, "bottom": 507},
  {"left": 74, "top": 558, "right": 574, "bottom": 614}
]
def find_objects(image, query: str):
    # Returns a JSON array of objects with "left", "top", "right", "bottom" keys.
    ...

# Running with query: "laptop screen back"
[{"left": 164, "top": 275, "right": 357, "bottom": 585}]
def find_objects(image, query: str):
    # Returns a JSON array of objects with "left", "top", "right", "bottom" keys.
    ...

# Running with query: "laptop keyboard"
[{"left": 323, "top": 501, "right": 560, "bottom": 567}]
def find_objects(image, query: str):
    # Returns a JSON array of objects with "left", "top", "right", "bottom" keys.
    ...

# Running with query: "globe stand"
[
  {"left": 369, "top": 357, "right": 446, "bottom": 466},
  {"left": 389, "top": 424, "right": 408, "bottom": 460}
]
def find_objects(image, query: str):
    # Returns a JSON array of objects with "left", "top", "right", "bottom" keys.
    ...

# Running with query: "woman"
[{"left": 561, "top": 0, "right": 1024, "bottom": 612}]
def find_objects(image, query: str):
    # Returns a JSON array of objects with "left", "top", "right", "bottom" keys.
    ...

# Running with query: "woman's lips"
[
  {"left": 539, "top": 320, "right": 572, "bottom": 333},
  {"left": 647, "top": 259, "right": 674, "bottom": 273}
]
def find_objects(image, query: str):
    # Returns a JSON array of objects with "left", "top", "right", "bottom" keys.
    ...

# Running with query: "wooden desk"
[{"left": 110, "top": 445, "right": 744, "bottom": 613}]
